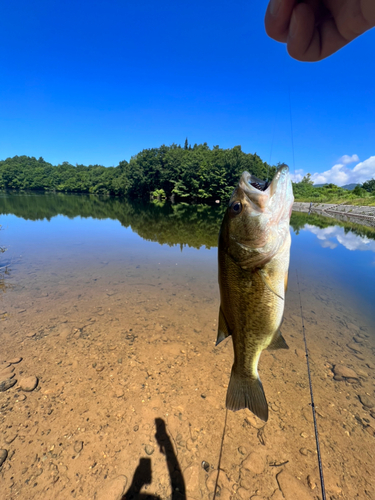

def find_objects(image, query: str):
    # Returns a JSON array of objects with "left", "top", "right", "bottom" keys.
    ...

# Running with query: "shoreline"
[{"left": 293, "top": 202, "right": 375, "bottom": 228}]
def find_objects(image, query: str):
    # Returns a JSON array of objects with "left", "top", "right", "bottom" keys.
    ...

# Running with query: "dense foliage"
[
  {"left": 1, "top": 146, "right": 374, "bottom": 204},
  {"left": 0, "top": 144, "right": 277, "bottom": 202},
  {"left": 292, "top": 178, "right": 375, "bottom": 204}
]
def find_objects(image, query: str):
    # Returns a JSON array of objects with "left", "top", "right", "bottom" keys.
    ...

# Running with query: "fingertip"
[
  {"left": 286, "top": 3, "right": 318, "bottom": 61},
  {"left": 264, "top": 0, "right": 296, "bottom": 43}
]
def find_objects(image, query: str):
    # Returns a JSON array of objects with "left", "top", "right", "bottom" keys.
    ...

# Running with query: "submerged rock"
[
  {"left": 358, "top": 394, "right": 374, "bottom": 408},
  {"left": 0, "top": 449, "right": 8, "bottom": 467},
  {"left": 333, "top": 365, "right": 358, "bottom": 380},
  {"left": 19, "top": 376, "right": 38, "bottom": 392},
  {"left": 95, "top": 475, "right": 128, "bottom": 500},
  {"left": 0, "top": 378, "right": 17, "bottom": 392},
  {"left": 277, "top": 471, "right": 314, "bottom": 500}
]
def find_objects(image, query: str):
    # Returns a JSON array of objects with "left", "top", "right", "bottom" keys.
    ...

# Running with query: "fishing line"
[
  {"left": 288, "top": 87, "right": 296, "bottom": 178},
  {"left": 213, "top": 408, "right": 228, "bottom": 500},
  {"left": 296, "top": 270, "right": 327, "bottom": 500},
  {"left": 267, "top": 119, "right": 276, "bottom": 181}
]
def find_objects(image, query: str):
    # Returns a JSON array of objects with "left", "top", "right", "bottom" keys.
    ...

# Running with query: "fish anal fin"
[
  {"left": 216, "top": 308, "right": 231, "bottom": 346},
  {"left": 226, "top": 369, "right": 268, "bottom": 422},
  {"left": 267, "top": 331, "right": 289, "bottom": 350}
]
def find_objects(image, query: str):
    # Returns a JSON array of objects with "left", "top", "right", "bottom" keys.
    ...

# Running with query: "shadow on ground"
[{"left": 122, "top": 418, "right": 186, "bottom": 500}]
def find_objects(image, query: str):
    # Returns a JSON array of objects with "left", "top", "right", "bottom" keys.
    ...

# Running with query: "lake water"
[{"left": 0, "top": 192, "right": 374, "bottom": 500}]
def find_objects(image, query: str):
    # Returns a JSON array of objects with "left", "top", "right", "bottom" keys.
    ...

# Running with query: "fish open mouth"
[{"left": 250, "top": 181, "right": 269, "bottom": 192}]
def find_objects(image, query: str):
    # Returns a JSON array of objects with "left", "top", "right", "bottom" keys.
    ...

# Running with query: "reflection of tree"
[
  {"left": 290, "top": 212, "right": 375, "bottom": 241},
  {"left": 0, "top": 193, "right": 226, "bottom": 249},
  {"left": 122, "top": 418, "right": 186, "bottom": 500}
]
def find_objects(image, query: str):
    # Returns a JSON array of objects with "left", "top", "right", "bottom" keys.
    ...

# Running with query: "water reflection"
[
  {"left": 304, "top": 224, "right": 375, "bottom": 252},
  {"left": 1, "top": 192, "right": 375, "bottom": 252}
]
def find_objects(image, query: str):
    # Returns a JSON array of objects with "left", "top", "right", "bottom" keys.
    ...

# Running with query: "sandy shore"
[
  {"left": 293, "top": 202, "right": 375, "bottom": 227},
  {"left": 1, "top": 256, "right": 375, "bottom": 500}
]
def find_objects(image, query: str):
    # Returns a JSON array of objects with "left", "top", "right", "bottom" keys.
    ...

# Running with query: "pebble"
[
  {"left": 0, "top": 366, "right": 15, "bottom": 376},
  {"left": 365, "top": 425, "right": 375, "bottom": 437},
  {"left": 307, "top": 475, "right": 317, "bottom": 490},
  {"left": 238, "top": 446, "right": 247, "bottom": 455},
  {"left": 115, "top": 388, "right": 124, "bottom": 398},
  {"left": 94, "top": 475, "right": 128, "bottom": 500},
  {"left": 74, "top": 441, "right": 83, "bottom": 453},
  {"left": 184, "top": 464, "right": 200, "bottom": 493},
  {"left": 0, "top": 449, "right": 8, "bottom": 467},
  {"left": 236, "top": 488, "right": 250, "bottom": 500},
  {"left": 347, "top": 342, "right": 361, "bottom": 353},
  {"left": 26, "top": 332, "right": 36, "bottom": 338},
  {"left": 15, "top": 393, "right": 26, "bottom": 401},
  {"left": 358, "top": 394, "right": 374, "bottom": 408},
  {"left": 145, "top": 445, "right": 154, "bottom": 455},
  {"left": 0, "top": 372, "right": 15, "bottom": 384},
  {"left": 19, "top": 376, "right": 38, "bottom": 392},
  {"left": 201, "top": 461, "right": 210, "bottom": 472},
  {"left": 299, "top": 448, "right": 310, "bottom": 456},
  {"left": 96, "top": 366, "right": 105, "bottom": 372},
  {"left": 0, "top": 378, "right": 17, "bottom": 392},
  {"left": 277, "top": 471, "right": 314, "bottom": 500},
  {"left": 8, "top": 357, "right": 22, "bottom": 364},
  {"left": 5, "top": 434, "right": 17, "bottom": 444},
  {"left": 333, "top": 365, "right": 358, "bottom": 380},
  {"left": 241, "top": 452, "right": 266, "bottom": 474},
  {"left": 300, "top": 432, "right": 309, "bottom": 438}
]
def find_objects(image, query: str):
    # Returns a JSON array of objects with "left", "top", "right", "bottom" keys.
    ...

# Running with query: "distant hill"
[
  {"left": 341, "top": 183, "right": 360, "bottom": 191},
  {"left": 313, "top": 183, "right": 360, "bottom": 190}
]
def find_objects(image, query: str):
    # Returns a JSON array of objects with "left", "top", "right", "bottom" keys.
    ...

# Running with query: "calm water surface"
[{"left": 1, "top": 192, "right": 375, "bottom": 500}]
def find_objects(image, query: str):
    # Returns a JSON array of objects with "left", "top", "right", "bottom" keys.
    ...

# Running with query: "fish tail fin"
[{"left": 226, "top": 369, "right": 268, "bottom": 422}]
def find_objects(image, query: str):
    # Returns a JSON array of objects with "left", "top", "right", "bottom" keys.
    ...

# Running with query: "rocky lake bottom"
[
  {"left": 0, "top": 199, "right": 375, "bottom": 500},
  {"left": 0, "top": 250, "right": 374, "bottom": 500}
]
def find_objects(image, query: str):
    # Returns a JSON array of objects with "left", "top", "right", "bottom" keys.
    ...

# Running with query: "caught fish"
[{"left": 217, "top": 165, "right": 294, "bottom": 422}]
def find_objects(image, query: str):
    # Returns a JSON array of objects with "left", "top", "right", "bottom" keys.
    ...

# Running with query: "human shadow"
[{"left": 122, "top": 418, "right": 186, "bottom": 500}]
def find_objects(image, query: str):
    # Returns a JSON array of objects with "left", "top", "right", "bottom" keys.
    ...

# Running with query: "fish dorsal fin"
[
  {"left": 257, "top": 269, "right": 284, "bottom": 301},
  {"left": 216, "top": 308, "right": 231, "bottom": 346},
  {"left": 267, "top": 330, "right": 289, "bottom": 350}
]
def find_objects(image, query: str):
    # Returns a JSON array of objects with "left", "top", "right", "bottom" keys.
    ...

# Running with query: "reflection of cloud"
[
  {"left": 304, "top": 224, "right": 375, "bottom": 253},
  {"left": 320, "top": 240, "right": 338, "bottom": 249}
]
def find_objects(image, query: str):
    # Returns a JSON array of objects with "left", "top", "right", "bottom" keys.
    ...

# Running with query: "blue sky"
[{"left": 1, "top": 0, "right": 374, "bottom": 185}]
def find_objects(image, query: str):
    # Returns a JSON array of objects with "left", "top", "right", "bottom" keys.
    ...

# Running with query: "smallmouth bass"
[{"left": 217, "top": 166, "right": 294, "bottom": 422}]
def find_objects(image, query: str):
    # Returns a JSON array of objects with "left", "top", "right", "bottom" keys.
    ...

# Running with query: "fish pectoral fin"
[
  {"left": 216, "top": 308, "right": 231, "bottom": 346},
  {"left": 257, "top": 269, "right": 284, "bottom": 301},
  {"left": 226, "top": 369, "right": 268, "bottom": 422},
  {"left": 267, "top": 331, "right": 289, "bottom": 350}
]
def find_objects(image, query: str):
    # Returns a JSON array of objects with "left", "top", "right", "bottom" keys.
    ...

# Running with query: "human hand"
[{"left": 264, "top": 0, "right": 375, "bottom": 61}]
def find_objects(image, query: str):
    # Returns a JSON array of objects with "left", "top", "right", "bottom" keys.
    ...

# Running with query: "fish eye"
[{"left": 231, "top": 201, "right": 242, "bottom": 214}]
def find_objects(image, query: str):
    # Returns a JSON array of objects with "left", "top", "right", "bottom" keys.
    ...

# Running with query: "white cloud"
[
  {"left": 304, "top": 224, "right": 375, "bottom": 253},
  {"left": 290, "top": 168, "right": 304, "bottom": 183},
  {"left": 338, "top": 154, "right": 359, "bottom": 165},
  {"left": 310, "top": 155, "right": 375, "bottom": 186}
]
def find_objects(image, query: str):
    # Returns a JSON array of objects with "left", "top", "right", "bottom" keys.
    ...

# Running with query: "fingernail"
[
  {"left": 289, "top": 10, "right": 298, "bottom": 38},
  {"left": 269, "top": 0, "right": 281, "bottom": 16}
]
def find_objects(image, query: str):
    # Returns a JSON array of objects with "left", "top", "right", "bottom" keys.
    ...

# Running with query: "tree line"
[
  {"left": 0, "top": 143, "right": 278, "bottom": 202},
  {"left": 1, "top": 144, "right": 374, "bottom": 203}
]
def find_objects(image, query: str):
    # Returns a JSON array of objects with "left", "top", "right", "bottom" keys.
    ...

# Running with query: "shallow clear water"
[{"left": 0, "top": 192, "right": 374, "bottom": 500}]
